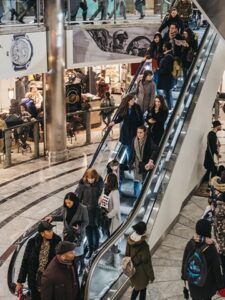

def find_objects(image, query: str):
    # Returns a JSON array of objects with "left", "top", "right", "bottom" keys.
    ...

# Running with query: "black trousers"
[
  {"left": 86, "top": 225, "right": 99, "bottom": 250},
  {"left": 131, "top": 288, "right": 146, "bottom": 300},
  {"left": 192, "top": 298, "right": 211, "bottom": 300},
  {"left": 30, "top": 287, "right": 41, "bottom": 300}
]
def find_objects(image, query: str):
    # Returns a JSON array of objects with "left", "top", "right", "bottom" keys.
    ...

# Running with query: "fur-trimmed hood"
[{"left": 211, "top": 176, "right": 225, "bottom": 192}]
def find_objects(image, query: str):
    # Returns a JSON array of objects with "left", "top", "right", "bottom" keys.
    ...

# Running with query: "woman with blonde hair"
[{"left": 75, "top": 168, "right": 104, "bottom": 259}]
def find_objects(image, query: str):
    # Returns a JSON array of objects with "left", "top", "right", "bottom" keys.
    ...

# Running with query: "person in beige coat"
[{"left": 125, "top": 221, "right": 155, "bottom": 300}]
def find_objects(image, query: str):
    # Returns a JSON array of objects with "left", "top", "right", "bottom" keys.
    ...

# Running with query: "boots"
[{"left": 10, "top": 9, "right": 19, "bottom": 21}]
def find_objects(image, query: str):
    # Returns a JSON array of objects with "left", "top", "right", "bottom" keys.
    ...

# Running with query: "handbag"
[
  {"left": 138, "top": 161, "right": 146, "bottom": 174},
  {"left": 122, "top": 245, "right": 144, "bottom": 278}
]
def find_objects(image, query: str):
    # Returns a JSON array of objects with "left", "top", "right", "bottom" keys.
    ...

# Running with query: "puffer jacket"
[{"left": 125, "top": 233, "right": 155, "bottom": 290}]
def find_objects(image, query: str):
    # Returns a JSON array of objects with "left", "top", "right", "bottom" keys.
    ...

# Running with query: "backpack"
[{"left": 184, "top": 241, "right": 209, "bottom": 287}]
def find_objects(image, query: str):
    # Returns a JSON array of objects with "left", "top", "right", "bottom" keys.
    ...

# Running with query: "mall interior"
[{"left": 1, "top": 0, "right": 225, "bottom": 299}]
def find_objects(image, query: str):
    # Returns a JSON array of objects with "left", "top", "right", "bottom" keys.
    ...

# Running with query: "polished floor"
[{"left": 1, "top": 110, "right": 225, "bottom": 299}]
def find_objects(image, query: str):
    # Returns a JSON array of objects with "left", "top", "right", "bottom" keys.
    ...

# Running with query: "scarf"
[{"left": 134, "top": 135, "right": 147, "bottom": 162}]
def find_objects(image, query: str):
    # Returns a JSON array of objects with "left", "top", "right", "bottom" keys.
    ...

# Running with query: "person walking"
[
  {"left": 134, "top": 0, "right": 145, "bottom": 19},
  {"left": 16, "top": 221, "right": 61, "bottom": 300},
  {"left": 181, "top": 219, "right": 225, "bottom": 300},
  {"left": 90, "top": 0, "right": 109, "bottom": 21},
  {"left": 41, "top": 241, "right": 81, "bottom": 300},
  {"left": 125, "top": 221, "right": 155, "bottom": 300},
  {"left": 203, "top": 120, "right": 222, "bottom": 182},
  {"left": 108, "top": 0, "right": 126, "bottom": 20}
]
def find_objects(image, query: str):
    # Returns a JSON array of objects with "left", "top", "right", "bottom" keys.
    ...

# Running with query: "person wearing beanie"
[
  {"left": 203, "top": 120, "right": 222, "bottom": 182},
  {"left": 181, "top": 219, "right": 224, "bottom": 300},
  {"left": 15, "top": 221, "right": 61, "bottom": 300},
  {"left": 125, "top": 221, "right": 155, "bottom": 300},
  {"left": 41, "top": 241, "right": 81, "bottom": 300},
  {"left": 45, "top": 192, "right": 89, "bottom": 276}
]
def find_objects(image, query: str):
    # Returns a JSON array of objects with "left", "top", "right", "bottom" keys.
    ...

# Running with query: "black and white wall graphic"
[{"left": 66, "top": 24, "right": 160, "bottom": 68}]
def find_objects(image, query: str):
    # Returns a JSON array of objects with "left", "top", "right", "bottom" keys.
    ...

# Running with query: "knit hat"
[
  {"left": 212, "top": 120, "right": 221, "bottom": 128},
  {"left": 195, "top": 219, "right": 211, "bottom": 238},
  {"left": 55, "top": 241, "right": 76, "bottom": 255},
  {"left": 132, "top": 221, "right": 147, "bottom": 235},
  {"left": 38, "top": 221, "right": 55, "bottom": 233}
]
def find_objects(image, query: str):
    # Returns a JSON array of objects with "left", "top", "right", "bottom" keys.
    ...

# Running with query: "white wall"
[
  {"left": 149, "top": 38, "right": 225, "bottom": 249},
  {"left": 0, "top": 79, "right": 16, "bottom": 111}
]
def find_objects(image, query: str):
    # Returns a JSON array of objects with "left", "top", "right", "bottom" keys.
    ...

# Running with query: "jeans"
[
  {"left": 86, "top": 225, "right": 100, "bottom": 250},
  {"left": 134, "top": 181, "right": 142, "bottom": 198},
  {"left": 131, "top": 288, "right": 146, "bottom": 300},
  {"left": 90, "top": 0, "right": 108, "bottom": 20},
  {"left": 108, "top": 0, "right": 126, "bottom": 19}
]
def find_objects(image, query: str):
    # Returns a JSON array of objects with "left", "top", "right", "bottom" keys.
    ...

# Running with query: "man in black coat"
[
  {"left": 41, "top": 241, "right": 81, "bottom": 300},
  {"left": 203, "top": 120, "right": 222, "bottom": 182},
  {"left": 158, "top": 42, "right": 174, "bottom": 111},
  {"left": 16, "top": 221, "right": 61, "bottom": 300},
  {"left": 181, "top": 219, "right": 224, "bottom": 300}
]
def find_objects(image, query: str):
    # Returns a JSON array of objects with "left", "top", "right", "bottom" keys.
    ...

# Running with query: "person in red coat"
[{"left": 41, "top": 241, "right": 81, "bottom": 300}]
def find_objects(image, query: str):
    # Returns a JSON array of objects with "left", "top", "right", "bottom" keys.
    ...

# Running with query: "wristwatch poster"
[{"left": 10, "top": 33, "right": 33, "bottom": 71}]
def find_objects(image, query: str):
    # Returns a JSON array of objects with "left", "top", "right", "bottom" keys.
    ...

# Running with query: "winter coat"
[
  {"left": 181, "top": 37, "right": 198, "bottom": 69},
  {"left": 163, "top": 32, "right": 183, "bottom": 57},
  {"left": 157, "top": 51, "right": 174, "bottom": 91},
  {"left": 214, "top": 201, "right": 225, "bottom": 253},
  {"left": 115, "top": 103, "right": 143, "bottom": 146},
  {"left": 41, "top": 257, "right": 81, "bottom": 300},
  {"left": 125, "top": 234, "right": 155, "bottom": 290},
  {"left": 130, "top": 133, "right": 158, "bottom": 180},
  {"left": 146, "top": 41, "right": 164, "bottom": 68},
  {"left": 158, "top": 14, "right": 184, "bottom": 33},
  {"left": 204, "top": 131, "right": 219, "bottom": 171},
  {"left": 75, "top": 177, "right": 104, "bottom": 226},
  {"left": 17, "top": 233, "right": 61, "bottom": 289},
  {"left": 181, "top": 239, "right": 224, "bottom": 299},
  {"left": 106, "top": 189, "right": 121, "bottom": 235},
  {"left": 136, "top": 80, "right": 156, "bottom": 113},
  {"left": 53, "top": 203, "right": 89, "bottom": 243},
  {"left": 145, "top": 107, "right": 168, "bottom": 145}
]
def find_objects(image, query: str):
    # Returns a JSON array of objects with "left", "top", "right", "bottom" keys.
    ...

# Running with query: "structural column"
[{"left": 44, "top": 0, "right": 68, "bottom": 162}]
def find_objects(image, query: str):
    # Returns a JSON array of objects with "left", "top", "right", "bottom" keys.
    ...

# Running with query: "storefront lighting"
[{"left": 8, "top": 88, "right": 14, "bottom": 99}]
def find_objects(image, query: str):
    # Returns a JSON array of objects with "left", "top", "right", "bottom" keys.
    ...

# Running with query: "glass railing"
[
  {"left": 81, "top": 26, "right": 216, "bottom": 300},
  {"left": 0, "top": 0, "right": 201, "bottom": 27}
]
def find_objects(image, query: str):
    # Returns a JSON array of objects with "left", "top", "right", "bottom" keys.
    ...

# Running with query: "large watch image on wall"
[{"left": 10, "top": 33, "right": 33, "bottom": 71}]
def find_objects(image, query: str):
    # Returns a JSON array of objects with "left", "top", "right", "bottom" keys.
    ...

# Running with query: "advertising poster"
[
  {"left": 67, "top": 24, "right": 160, "bottom": 68},
  {"left": 0, "top": 31, "right": 47, "bottom": 80}
]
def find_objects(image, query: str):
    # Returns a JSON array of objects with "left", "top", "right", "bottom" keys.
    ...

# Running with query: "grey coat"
[
  {"left": 53, "top": 203, "right": 89, "bottom": 241},
  {"left": 136, "top": 80, "right": 155, "bottom": 113},
  {"left": 106, "top": 190, "right": 121, "bottom": 235}
]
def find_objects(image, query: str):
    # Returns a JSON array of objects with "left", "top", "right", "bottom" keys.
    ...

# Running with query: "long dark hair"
[
  {"left": 141, "top": 70, "right": 153, "bottom": 83},
  {"left": 150, "top": 95, "right": 168, "bottom": 111},
  {"left": 117, "top": 92, "right": 136, "bottom": 117},
  {"left": 104, "top": 173, "right": 118, "bottom": 195},
  {"left": 63, "top": 192, "right": 80, "bottom": 209}
]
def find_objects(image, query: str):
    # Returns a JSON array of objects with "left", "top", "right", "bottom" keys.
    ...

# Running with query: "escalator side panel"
[
  {"left": 149, "top": 38, "right": 225, "bottom": 250},
  {"left": 194, "top": 0, "right": 225, "bottom": 40}
]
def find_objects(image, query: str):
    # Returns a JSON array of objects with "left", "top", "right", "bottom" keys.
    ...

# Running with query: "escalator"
[
  {"left": 7, "top": 23, "right": 225, "bottom": 300},
  {"left": 80, "top": 26, "right": 225, "bottom": 300}
]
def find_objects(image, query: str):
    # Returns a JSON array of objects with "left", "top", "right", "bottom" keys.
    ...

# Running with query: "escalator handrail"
[
  {"left": 88, "top": 59, "right": 146, "bottom": 168},
  {"left": 82, "top": 25, "right": 212, "bottom": 300}
]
